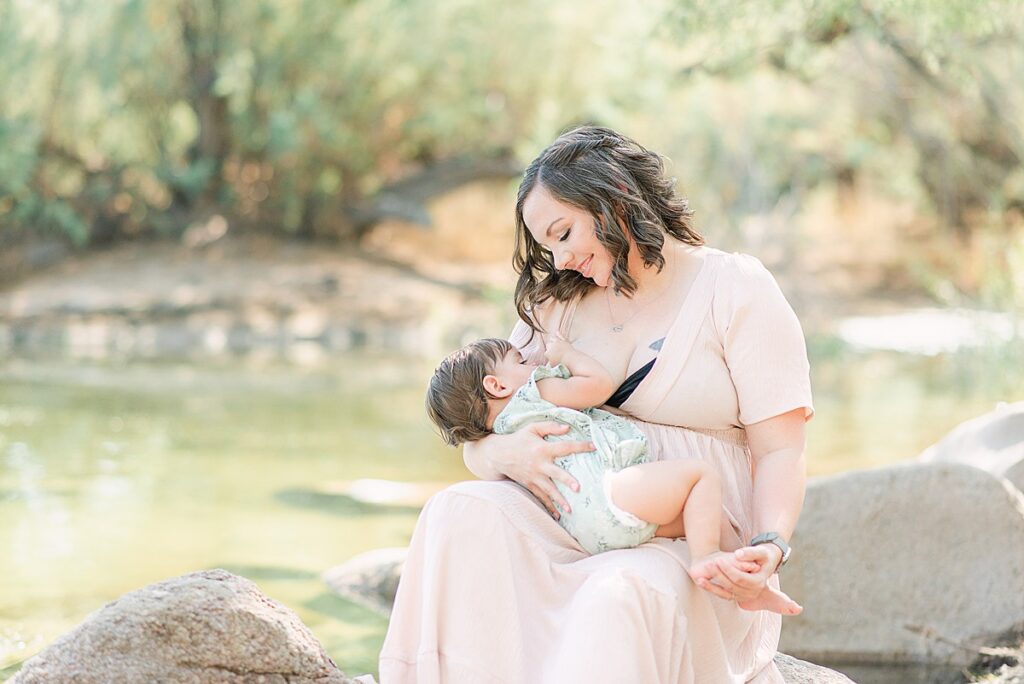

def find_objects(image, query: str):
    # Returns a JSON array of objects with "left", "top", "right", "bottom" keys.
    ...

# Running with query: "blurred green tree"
[
  {"left": 0, "top": 0, "right": 671, "bottom": 246},
  {"left": 665, "top": 0, "right": 1024, "bottom": 238},
  {"left": 0, "top": 0, "right": 1021, "bottom": 274}
]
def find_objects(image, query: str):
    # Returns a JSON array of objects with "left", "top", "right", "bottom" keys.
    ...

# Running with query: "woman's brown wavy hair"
[{"left": 513, "top": 126, "right": 703, "bottom": 335}]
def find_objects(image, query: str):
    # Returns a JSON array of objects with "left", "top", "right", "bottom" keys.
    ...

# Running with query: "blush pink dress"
[{"left": 379, "top": 248, "right": 814, "bottom": 683}]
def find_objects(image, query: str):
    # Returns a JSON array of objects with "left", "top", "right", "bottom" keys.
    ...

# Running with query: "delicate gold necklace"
[{"left": 604, "top": 255, "right": 679, "bottom": 333}]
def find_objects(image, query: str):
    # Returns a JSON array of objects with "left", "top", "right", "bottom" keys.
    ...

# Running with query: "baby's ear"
[{"left": 482, "top": 374, "right": 512, "bottom": 399}]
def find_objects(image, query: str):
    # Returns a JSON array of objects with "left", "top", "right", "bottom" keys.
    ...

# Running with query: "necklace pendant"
[{"left": 611, "top": 324, "right": 624, "bottom": 333}]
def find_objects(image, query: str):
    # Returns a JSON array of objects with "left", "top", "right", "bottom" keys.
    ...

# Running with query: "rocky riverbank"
[
  {"left": 9, "top": 569, "right": 853, "bottom": 683},
  {"left": 0, "top": 235, "right": 510, "bottom": 360}
]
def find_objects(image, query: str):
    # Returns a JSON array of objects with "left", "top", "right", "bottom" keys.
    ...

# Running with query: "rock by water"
[
  {"left": 780, "top": 461, "right": 1024, "bottom": 667},
  {"left": 11, "top": 569, "right": 361, "bottom": 684},
  {"left": 919, "top": 401, "right": 1024, "bottom": 493}
]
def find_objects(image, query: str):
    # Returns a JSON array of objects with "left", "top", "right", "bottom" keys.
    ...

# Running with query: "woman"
[{"left": 380, "top": 126, "right": 812, "bottom": 683}]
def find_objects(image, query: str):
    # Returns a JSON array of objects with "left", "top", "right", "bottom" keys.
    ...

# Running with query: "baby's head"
[{"left": 426, "top": 338, "right": 538, "bottom": 445}]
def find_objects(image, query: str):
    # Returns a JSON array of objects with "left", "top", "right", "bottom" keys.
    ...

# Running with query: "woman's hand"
[
  {"left": 694, "top": 543, "right": 782, "bottom": 603},
  {"left": 490, "top": 421, "right": 593, "bottom": 519}
]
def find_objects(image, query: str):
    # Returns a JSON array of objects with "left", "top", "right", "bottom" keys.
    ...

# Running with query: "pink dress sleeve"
[{"left": 719, "top": 255, "right": 814, "bottom": 426}]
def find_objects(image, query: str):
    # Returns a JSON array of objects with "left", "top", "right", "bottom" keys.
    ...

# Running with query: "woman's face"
[{"left": 522, "top": 183, "right": 615, "bottom": 288}]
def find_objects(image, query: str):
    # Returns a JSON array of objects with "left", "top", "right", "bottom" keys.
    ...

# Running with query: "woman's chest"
[
  {"left": 569, "top": 303, "right": 741, "bottom": 428},
  {"left": 567, "top": 332, "right": 659, "bottom": 384},
  {"left": 559, "top": 288, "right": 685, "bottom": 381}
]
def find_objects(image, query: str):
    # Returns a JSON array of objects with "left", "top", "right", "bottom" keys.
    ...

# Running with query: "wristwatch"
[{"left": 749, "top": 532, "right": 791, "bottom": 571}]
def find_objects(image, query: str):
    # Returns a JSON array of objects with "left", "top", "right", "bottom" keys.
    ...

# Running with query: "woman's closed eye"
[{"left": 558, "top": 228, "right": 572, "bottom": 242}]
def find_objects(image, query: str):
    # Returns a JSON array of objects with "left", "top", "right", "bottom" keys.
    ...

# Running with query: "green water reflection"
[{"left": 1, "top": 343, "right": 1021, "bottom": 679}]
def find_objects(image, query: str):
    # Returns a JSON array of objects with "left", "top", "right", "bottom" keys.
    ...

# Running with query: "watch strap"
[{"left": 749, "top": 532, "right": 791, "bottom": 571}]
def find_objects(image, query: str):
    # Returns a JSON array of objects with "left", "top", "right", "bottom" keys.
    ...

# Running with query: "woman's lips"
[{"left": 578, "top": 255, "right": 593, "bottom": 278}]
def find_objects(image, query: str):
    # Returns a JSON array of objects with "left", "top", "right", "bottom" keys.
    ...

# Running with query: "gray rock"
[
  {"left": 323, "top": 547, "right": 407, "bottom": 617},
  {"left": 779, "top": 462, "right": 1024, "bottom": 667},
  {"left": 11, "top": 569, "right": 358, "bottom": 684},
  {"left": 774, "top": 653, "right": 855, "bottom": 683},
  {"left": 920, "top": 401, "right": 1024, "bottom": 492}
]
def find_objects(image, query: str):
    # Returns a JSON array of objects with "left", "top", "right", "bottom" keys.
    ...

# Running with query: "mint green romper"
[{"left": 492, "top": 365, "right": 659, "bottom": 554}]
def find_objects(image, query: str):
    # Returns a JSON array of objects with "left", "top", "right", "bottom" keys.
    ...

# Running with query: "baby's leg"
[
  {"left": 607, "top": 461, "right": 762, "bottom": 586},
  {"left": 605, "top": 459, "right": 721, "bottom": 559}
]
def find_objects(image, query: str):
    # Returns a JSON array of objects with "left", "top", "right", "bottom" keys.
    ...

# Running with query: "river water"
[{"left": 1, "top": 326, "right": 1021, "bottom": 680}]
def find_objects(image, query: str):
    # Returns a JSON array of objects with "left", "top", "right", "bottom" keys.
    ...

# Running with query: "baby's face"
[{"left": 489, "top": 348, "right": 538, "bottom": 394}]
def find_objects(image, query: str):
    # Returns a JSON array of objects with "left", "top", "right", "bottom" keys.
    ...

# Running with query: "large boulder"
[
  {"left": 774, "top": 653, "right": 855, "bottom": 683},
  {"left": 322, "top": 547, "right": 406, "bottom": 618},
  {"left": 919, "top": 401, "right": 1024, "bottom": 492},
  {"left": 779, "top": 462, "right": 1024, "bottom": 667},
  {"left": 11, "top": 569, "right": 360, "bottom": 684}
]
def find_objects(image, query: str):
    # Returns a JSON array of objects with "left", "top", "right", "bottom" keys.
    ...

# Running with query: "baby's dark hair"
[{"left": 426, "top": 337, "right": 515, "bottom": 446}]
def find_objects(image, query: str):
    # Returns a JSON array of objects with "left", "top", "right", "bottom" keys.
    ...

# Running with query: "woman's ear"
[{"left": 482, "top": 374, "right": 513, "bottom": 399}]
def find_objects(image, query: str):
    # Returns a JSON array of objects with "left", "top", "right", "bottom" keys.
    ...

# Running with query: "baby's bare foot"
[{"left": 738, "top": 586, "right": 803, "bottom": 616}]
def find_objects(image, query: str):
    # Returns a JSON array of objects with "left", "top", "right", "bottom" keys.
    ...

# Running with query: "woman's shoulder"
[
  {"left": 704, "top": 248, "right": 794, "bottom": 330},
  {"left": 700, "top": 246, "right": 775, "bottom": 282}
]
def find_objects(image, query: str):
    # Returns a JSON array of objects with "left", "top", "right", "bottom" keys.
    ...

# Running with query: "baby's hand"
[{"left": 544, "top": 335, "right": 574, "bottom": 366}]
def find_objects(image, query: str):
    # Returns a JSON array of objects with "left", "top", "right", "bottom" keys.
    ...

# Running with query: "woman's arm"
[
  {"left": 695, "top": 408, "right": 807, "bottom": 601},
  {"left": 463, "top": 423, "right": 593, "bottom": 518},
  {"left": 747, "top": 407, "right": 807, "bottom": 543}
]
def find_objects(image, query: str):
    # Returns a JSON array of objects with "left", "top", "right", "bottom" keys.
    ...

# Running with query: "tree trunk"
[{"left": 178, "top": 0, "right": 231, "bottom": 214}]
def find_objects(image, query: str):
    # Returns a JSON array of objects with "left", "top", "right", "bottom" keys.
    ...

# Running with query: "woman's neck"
[{"left": 625, "top": 239, "right": 698, "bottom": 297}]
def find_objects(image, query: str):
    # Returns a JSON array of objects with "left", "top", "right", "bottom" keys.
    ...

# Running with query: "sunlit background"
[{"left": 1, "top": 0, "right": 1023, "bottom": 679}]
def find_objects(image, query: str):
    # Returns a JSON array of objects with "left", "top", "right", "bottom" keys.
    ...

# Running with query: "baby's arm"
[{"left": 535, "top": 337, "right": 616, "bottom": 410}]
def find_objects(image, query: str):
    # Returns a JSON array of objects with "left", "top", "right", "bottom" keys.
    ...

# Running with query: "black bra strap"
[{"left": 605, "top": 358, "right": 656, "bottom": 408}]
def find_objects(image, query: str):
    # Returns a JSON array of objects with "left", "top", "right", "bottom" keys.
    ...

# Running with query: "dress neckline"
[{"left": 617, "top": 250, "right": 716, "bottom": 415}]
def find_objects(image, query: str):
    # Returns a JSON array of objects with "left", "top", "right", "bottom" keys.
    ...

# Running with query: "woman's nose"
[{"left": 553, "top": 249, "right": 573, "bottom": 270}]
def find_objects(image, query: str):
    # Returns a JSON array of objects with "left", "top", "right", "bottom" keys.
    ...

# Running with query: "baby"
[{"left": 426, "top": 336, "right": 801, "bottom": 615}]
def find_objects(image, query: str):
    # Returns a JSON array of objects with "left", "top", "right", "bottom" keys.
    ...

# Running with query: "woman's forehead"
[{"left": 523, "top": 186, "right": 585, "bottom": 236}]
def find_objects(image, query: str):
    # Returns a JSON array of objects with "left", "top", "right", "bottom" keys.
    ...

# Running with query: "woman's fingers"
[
  {"left": 735, "top": 544, "right": 782, "bottom": 572},
  {"left": 550, "top": 439, "right": 595, "bottom": 460},
  {"left": 554, "top": 467, "right": 581, "bottom": 493},
  {"left": 708, "top": 562, "right": 741, "bottom": 591},
  {"left": 694, "top": 561, "right": 740, "bottom": 601},
  {"left": 717, "top": 559, "right": 766, "bottom": 599},
  {"left": 719, "top": 560, "right": 756, "bottom": 586},
  {"left": 717, "top": 551, "right": 763, "bottom": 576},
  {"left": 516, "top": 421, "right": 595, "bottom": 516},
  {"left": 695, "top": 577, "right": 733, "bottom": 601},
  {"left": 531, "top": 421, "right": 571, "bottom": 439},
  {"left": 544, "top": 444, "right": 588, "bottom": 493},
  {"left": 527, "top": 483, "right": 561, "bottom": 519},
  {"left": 531, "top": 423, "right": 595, "bottom": 454},
  {"left": 540, "top": 464, "right": 573, "bottom": 512}
]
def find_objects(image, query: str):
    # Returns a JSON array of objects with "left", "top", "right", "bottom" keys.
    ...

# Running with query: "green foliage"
[{"left": 0, "top": 0, "right": 1021, "bottom": 276}]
